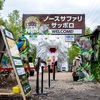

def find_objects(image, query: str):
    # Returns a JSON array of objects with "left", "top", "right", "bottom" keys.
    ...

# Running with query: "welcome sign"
[{"left": 22, "top": 14, "right": 85, "bottom": 35}]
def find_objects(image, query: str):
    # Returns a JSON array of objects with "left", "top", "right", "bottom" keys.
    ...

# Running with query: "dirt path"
[
  {"left": 0, "top": 72, "right": 100, "bottom": 100},
  {"left": 29, "top": 72, "right": 100, "bottom": 100},
  {"left": 29, "top": 72, "right": 73, "bottom": 81}
]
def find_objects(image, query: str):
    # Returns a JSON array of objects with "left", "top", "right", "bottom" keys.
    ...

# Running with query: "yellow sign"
[{"left": 46, "top": 58, "right": 51, "bottom": 65}]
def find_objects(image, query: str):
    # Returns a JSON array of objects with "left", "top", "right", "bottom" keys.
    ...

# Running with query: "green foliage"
[
  {"left": 91, "top": 62, "right": 100, "bottom": 81},
  {"left": 3, "top": 54, "right": 10, "bottom": 63},
  {"left": 0, "top": 17, "right": 6, "bottom": 26},
  {"left": 0, "top": 0, "right": 6, "bottom": 26},
  {"left": 0, "top": 0, "right": 5, "bottom": 10},
  {"left": 5, "top": 10, "right": 22, "bottom": 40},
  {"left": 43, "top": 30, "right": 52, "bottom": 35},
  {"left": 98, "top": 38, "right": 100, "bottom": 60},
  {"left": 22, "top": 28, "right": 52, "bottom": 36},
  {"left": 91, "top": 37, "right": 100, "bottom": 81},
  {"left": 85, "top": 26, "right": 92, "bottom": 35},
  {"left": 28, "top": 44, "right": 37, "bottom": 63},
  {"left": 68, "top": 43, "right": 81, "bottom": 63}
]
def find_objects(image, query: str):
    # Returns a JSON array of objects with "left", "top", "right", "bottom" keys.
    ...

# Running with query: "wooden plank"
[
  {"left": 97, "top": 26, "right": 100, "bottom": 31},
  {"left": 0, "top": 30, "right": 5, "bottom": 61},
  {"left": 0, "top": 93, "right": 14, "bottom": 95},
  {"left": 0, "top": 51, "right": 5, "bottom": 53}
]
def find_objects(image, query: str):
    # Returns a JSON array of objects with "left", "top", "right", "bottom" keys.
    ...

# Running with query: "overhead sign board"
[{"left": 22, "top": 14, "right": 85, "bottom": 35}]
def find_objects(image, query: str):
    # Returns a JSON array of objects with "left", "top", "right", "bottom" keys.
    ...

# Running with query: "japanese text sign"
[{"left": 23, "top": 14, "right": 85, "bottom": 35}]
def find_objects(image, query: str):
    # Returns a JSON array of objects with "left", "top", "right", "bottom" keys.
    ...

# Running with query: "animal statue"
[
  {"left": 36, "top": 35, "right": 68, "bottom": 70},
  {"left": 17, "top": 35, "right": 30, "bottom": 78},
  {"left": 17, "top": 35, "right": 29, "bottom": 61},
  {"left": 17, "top": 35, "right": 29, "bottom": 52},
  {"left": 75, "top": 37, "right": 93, "bottom": 62},
  {"left": 76, "top": 37, "right": 92, "bottom": 50}
]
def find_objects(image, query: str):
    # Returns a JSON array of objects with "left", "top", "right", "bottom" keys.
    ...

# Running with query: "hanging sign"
[{"left": 22, "top": 14, "right": 85, "bottom": 35}]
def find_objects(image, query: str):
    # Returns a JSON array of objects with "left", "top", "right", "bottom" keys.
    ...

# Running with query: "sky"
[{"left": 0, "top": 0, "right": 100, "bottom": 31}]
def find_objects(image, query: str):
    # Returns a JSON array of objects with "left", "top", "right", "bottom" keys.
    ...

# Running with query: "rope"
[{"left": 0, "top": 64, "right": 54, "bottom": 71}]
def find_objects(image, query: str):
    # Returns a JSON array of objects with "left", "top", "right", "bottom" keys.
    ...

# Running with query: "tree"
[
  {"left": 6, "top": 10, "right": 22, "bottom": 40},
  {"left": 0, "top": 17, "right": 6, "bottom": 26},
  {"left": 68, "top": 26, "right": 92, "bottom": 63},
  {"left": 0, "top": 0, "right": 5, "bottom": 26},
  {"left": 68, "top": 43, "right": 80, "bottom": 64},
  {"left": 85, "top": 27, "right": 92, "bottom": 35},
  {"left": 0, "top": 0, "right": 5, "bottom": 10},
  {"left": 28, "top": 44, "right": 37, "bottom": 63}
]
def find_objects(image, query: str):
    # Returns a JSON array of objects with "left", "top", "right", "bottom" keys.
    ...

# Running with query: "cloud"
[{"left": 1, "top": 0, "right": 100, "bottom": 30}]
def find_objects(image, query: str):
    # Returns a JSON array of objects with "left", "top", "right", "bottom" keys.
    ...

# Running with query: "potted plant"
[{"left": 72, "top": 72, "right": 79, "bottom": 81}]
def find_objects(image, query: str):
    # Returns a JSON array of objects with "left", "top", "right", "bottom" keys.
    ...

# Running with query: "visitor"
[{"left": 72, "top": 57, "right": 80, "bottom": 73}]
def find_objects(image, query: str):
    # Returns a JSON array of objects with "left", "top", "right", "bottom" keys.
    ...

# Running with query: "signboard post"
[
  {"left": 52, "top": 56, "right": 56, "bottom": 81},
  {"left": 45, "top": 58, "right": 54, "bottom": 88},
  {"left": 0, "top": 26, "right": 32, "bottom": 100}
]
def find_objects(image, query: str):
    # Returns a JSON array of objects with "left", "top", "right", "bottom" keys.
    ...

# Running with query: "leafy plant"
[
  {"left": 28, "top": 44, "right": 37, "bottom": 63},
  {"left": 68, "top": 43, "right": 81, "bottom": 63},
  {"left": 0, "top": 0, "right": 5, "bottom": 10},
  {"left": 91, "top": 37, "right": 100, "bottom": 81},
  {"left": 5, "top": 10, "right": 22, "bottom": 40}
]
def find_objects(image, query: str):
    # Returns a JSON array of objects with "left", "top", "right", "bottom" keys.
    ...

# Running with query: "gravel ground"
[
  {"left": 0, "top": 72, "right": 100, "bottom": 100},
  {"left": 29, "top": 72, "right": 100, "bottom": 100}
]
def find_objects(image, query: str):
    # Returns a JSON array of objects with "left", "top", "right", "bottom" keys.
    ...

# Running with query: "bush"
[
  {"left": 91, "top": 37, "right": 100, "bottom": 82},
  {"left": 91, "top": 62, "right": 100, "bottom": 82}
]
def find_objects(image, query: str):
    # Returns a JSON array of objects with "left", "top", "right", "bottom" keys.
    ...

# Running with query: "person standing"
[{"left": 72, "top": 57, "right": 80, "bottom": 72}]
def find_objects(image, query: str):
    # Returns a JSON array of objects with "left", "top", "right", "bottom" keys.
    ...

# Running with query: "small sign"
[
  {"left": 46, "top": 58, "right": 51, "bottom": 65},
  {"left": 16, "top": 67, "right": 26, "bottom": 75},
  {"left": 13, "top": 59, "right": 23, "bottom": 66},
  {"left": 65, "top": 35, "right": 74, "bottom": 42},
  {"left": 5, "top": 29, "right": 14, "bottom": 39},
  {"left": 52, "top": 56, "right": 55, "bottom": 62},
  {"left": 29, "top": 63, "right": 34, "bottom": 68}
]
